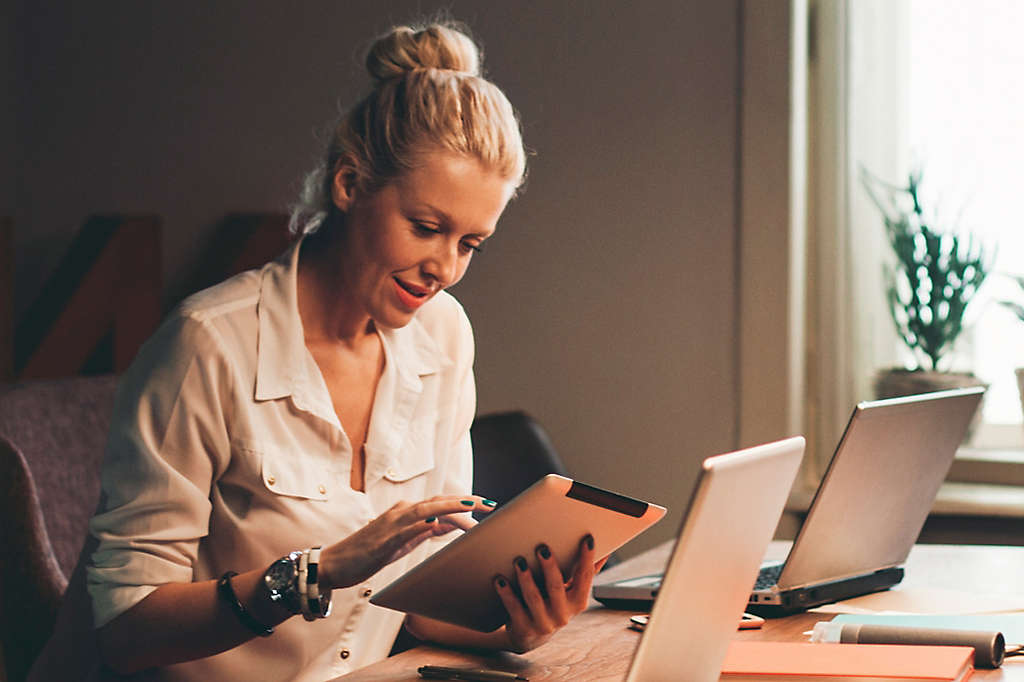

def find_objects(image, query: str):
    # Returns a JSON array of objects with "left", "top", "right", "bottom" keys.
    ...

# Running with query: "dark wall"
[
  {"left": 2, "top": 0, "right": 15, "bottom": 215},
  {"left": 7, "top": 1, "right": 740, "bottom": 555}
]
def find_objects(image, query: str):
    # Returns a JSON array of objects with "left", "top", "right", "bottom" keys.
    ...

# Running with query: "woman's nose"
[{"left": 425, "top": 241, "right": 460, "bottom": 287}]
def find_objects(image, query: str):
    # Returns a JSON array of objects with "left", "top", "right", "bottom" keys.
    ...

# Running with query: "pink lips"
[{"left": 393, "top": 277, "right": 431, "bottom": 310}]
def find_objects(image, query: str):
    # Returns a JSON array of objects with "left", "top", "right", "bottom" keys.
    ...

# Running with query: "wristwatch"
[{"left": 262, "top": 551, "right": 303, "bottom": 615}]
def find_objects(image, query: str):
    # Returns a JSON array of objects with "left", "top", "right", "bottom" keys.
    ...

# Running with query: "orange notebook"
[{"left": 720, "top": 641, "right": 973, "bottom": 681}]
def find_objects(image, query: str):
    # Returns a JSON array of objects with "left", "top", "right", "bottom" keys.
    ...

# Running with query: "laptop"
[
  {"left": 594, "top": 387, "right": 985, "bottom": 617},
  {"left": 619, "top": 436, "right": 804, "bottom": 681}
]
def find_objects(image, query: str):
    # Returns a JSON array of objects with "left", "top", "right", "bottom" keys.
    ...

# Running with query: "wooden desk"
[{"left": 334, "top": 542, "right": 1024, "bottom": 681}]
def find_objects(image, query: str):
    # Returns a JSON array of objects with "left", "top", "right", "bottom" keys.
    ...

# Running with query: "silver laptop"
[
  {"left": 595, "top": 387, "right": 985, "bottom": 617},
  {"left": 619, "top": 437, "right": 804, "bottom": 682}
]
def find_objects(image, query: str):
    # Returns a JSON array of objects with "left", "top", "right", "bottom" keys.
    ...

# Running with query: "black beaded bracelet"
[{"left": 218, "top": 571, "right": 274, "bottom": 637}]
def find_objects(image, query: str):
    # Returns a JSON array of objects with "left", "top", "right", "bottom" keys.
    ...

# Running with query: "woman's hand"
[
  {"left": 319, "top": 495, "right": 493, "bottom": 590},
  {"left": 493, "top": 534, "right": 608, "bottom": 653}
]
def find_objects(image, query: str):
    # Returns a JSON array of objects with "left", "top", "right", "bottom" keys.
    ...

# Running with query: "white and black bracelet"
[
  {"left": 297, "top": 549, "right": 313, "bottom": 621},
  {"left": 305, "top": 546, "right": 332, "bottom": 619}
]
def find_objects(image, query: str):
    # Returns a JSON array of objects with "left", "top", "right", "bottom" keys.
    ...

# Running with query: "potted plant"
[
  {"left": 998, "top": 274, "right": 1024, "bottom": 421},
  {"left": 860, "top": 167, "right": 991, "bottom": 399}
]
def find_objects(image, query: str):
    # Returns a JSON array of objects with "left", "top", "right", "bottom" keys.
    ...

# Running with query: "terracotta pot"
[
  {"left": 873, "top": 369, "right": 987, "bottom": 441},
  {"left": 873, "top": 369, "right": 988, "bottom": 400}
]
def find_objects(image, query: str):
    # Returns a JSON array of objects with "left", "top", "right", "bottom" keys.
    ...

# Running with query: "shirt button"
[
  {"left": 339, "top": 649, "right": 350, "bottom": 659},
  {"left": 266, "top": 475, "right": 276, "bottom": 486},
  {"left": 318, "top": 484, "right": 327, "bottom": 495},
  {"left": 362, "top": 588, "right": 373, "bottom": 598}
]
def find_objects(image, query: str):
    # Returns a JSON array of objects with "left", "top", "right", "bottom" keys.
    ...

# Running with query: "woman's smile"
[{"left": 393, "top": 276, "right": 432, "bottom": 310}]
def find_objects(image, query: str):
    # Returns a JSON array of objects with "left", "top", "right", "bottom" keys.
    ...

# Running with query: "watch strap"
[{"left": 218, "top": 571, "right": 274, "bottom": 637}]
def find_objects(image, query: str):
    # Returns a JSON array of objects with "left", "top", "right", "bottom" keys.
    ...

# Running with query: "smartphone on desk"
[{"left": 628, "top": 612, "right": 764, "bottom": 632}]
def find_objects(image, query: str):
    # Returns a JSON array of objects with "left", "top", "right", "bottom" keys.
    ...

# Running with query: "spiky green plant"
[{"left": 861, "top": 168, "right": 991, "bottom": 372}]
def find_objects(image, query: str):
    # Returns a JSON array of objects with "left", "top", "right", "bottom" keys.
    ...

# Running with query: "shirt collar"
[
  {"left": 379, "top": 317, "right": 449, "bottom": 381},
  {"left": 254, "top": 236, "right": 447, "bottom": 404},
  {"left": 255, "top": 239, "right": 305, "bottom": 401}
]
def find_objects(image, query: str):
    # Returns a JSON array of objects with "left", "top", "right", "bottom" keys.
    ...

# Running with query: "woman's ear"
[{"left": 331, "top": 165, "right": 359, "bottom": 212}]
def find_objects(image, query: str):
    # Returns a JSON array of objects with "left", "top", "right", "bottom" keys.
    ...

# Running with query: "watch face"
[{"left": 265, "top": 557, "right": 297, "bottom": 593}]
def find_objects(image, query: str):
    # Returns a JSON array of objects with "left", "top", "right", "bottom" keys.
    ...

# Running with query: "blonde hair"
[{"left": 290, "top": 22, "right": 527, "bottom": 234}]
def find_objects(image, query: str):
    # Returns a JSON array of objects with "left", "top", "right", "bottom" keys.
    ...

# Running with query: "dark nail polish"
[
  {"left": 537, "top": 544, "right": 551, "bottom": 559},
  {"left": 482, "top": 499, "right": 497, "bottom": 507},
  {"left": 515, "top": 556, "right": 528, "bottom": 572},
  {"left": 425, "top": 516, "right": 436, "bottom": 523},
  {"left": 585, "top": 534, "right": 595, "bottom": 550},
  {"left": 460, "top": 499, "right": 475, "bottom": 506},
  {"left": 496, "top": 576, "right": 507, "bottom": 587}
]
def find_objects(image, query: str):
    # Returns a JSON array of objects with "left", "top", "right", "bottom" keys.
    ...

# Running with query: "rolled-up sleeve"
[{"left": 87, "top": 315, "right": 233, "bottom": 627}]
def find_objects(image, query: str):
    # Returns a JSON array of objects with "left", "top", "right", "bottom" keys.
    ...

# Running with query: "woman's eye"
[
  {"left": 415, "top": 223, "right": 442, "bottom": 235},
  {"left": 460, "top": 241, "right": 483, "bottom": 254}
]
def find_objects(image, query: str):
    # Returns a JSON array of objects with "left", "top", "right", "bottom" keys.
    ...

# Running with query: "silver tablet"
[{"left": 370, "top": 474, "right": 667, "bottom": 631}]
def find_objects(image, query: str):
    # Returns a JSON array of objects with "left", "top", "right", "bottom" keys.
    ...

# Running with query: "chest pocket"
[
  {"left": 257, "top": 445, "right": 330, "bottom": 501},
  {"left": 382, "top": 415, "right": 438, "bottom": 483}
]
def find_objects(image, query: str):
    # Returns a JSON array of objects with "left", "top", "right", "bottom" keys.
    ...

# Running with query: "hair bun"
[{"left": 366, "top": 23, "right": 481, "bottom": 82}]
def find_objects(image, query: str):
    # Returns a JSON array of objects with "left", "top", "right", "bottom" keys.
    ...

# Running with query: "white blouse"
[{"left": 86, "top": 238, "right": 476, "bottom": 681}]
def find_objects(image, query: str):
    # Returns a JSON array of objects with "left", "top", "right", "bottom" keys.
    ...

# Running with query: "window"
[
  {"left": 807, "top": 0, "right": 1024, "bottom": 476},
  {"left": 905, "top": 0, "right": 1024, "bottom": 441}
]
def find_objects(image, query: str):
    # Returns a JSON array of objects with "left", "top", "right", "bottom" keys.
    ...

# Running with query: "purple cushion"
[{"left": 0, "top": 374, "right": 118, "bottom": 578}]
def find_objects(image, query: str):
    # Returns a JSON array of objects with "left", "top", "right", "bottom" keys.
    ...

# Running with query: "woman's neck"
[{"left": 296, "top": 231, "right": 375, "bottom": 347}]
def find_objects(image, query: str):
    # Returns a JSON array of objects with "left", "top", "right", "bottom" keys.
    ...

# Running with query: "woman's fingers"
[
  {"left": 493, "top": 573, "right": 530, "bottom": 637},
  {"left": 373, "top": 495, "right": 497, "bottom": 563},
  {"left": 512, "top": 556, "right": 554, "bottom": 632},
  {"left": 383, "top": 516, "right": 456, "bottom": 556},
  {"left": 488, "top": 536, "right": 603, "bottom": 654},
  {"left": 566, "top": 534, "right": 598, "bottom": 610},
  {"left": 324, "top": 496, "right": 496, "bottom": 589},
  {"left": 535, "top": 544, "right": 570, "bottom": 625},
  {"left": 431, "top": 516, "right": 469, "bottom": 534},
  {"left": 433, "top": 511, "right": 479, "bottom": 532},
  {"left": 396, "top": 495, "right": 496, "bottom": 526},
  {"left": 328, "top": 495, "right": 499, "bottom": 590}
]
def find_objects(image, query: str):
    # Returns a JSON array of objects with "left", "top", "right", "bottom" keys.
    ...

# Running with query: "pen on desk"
[
  {"left": 810, "top": 621, "right": 1010, "bottom": 669},
  {"left": 417, "top": 664, "right": 529, "bottom": 681}
]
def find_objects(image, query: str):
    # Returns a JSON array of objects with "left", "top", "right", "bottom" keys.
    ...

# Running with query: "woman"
[{"left": 30, "top": 22, "right": 598, "bottom": 682}]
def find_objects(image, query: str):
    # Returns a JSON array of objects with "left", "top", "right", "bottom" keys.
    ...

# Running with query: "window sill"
[
  {"left": 930, "top": 481, "right": 1024, "bottom": 518},
  {"left": 948, "top": 447, "right": 1024, "bottom": 487}
]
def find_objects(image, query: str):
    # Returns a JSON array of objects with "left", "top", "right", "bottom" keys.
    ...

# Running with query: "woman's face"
[{"left": 331, "top": 152, "right": 515, "bottom": 330}]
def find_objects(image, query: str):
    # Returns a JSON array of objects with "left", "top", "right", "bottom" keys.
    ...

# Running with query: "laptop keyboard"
[
  {"left": 595, "top": 561, "right": 784, "bottom": 602},
  {"left": 753, "top": 562, "right": 783, "bottom": 590}
]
